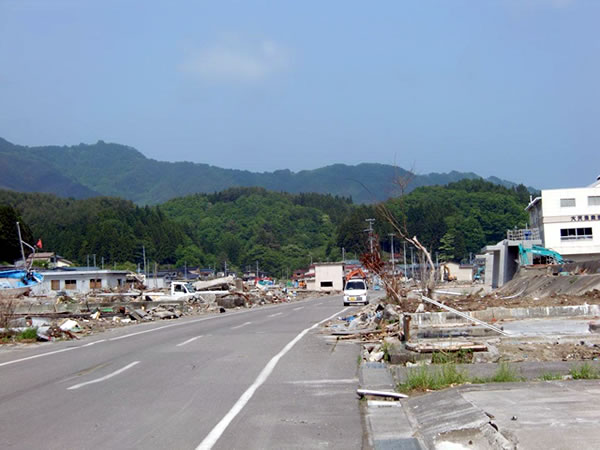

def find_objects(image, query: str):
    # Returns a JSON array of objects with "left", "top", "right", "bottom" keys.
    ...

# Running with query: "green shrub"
[
  {"left": 570, "top": 363, "right": 600, "bottom": 380},
  {"left": 17, "top": 328, "right": 38, "bottom": 340}
]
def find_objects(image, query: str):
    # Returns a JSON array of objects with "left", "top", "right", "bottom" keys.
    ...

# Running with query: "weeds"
[
  {"left": 570, "top": 363, "right": 600, "bottom": 380},
  {"left": 490, "top": 362, "right": 523, "bottom": 383},
  {"left": 431, "top": 349, "right": 473, "bottom": 364},
  {"left": 17, "top": 328, "right": 38, "bottom": 340},
  {"left": 398, "top": 364, "right": 467, "bottom": 392},
  {"left": 381, "top": 342, "right": 392, "bottom": 362},
  {"left": 540, "top": 372, "right": 563, "bottom": 381}
]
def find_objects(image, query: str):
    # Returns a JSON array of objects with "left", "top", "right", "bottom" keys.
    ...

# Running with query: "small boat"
[{"left": 0, "top": 269, "right": 43, "bottom": 298}]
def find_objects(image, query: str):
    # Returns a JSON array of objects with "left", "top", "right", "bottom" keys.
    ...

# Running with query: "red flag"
[{"left": 36, "top": 239, "right": 43, "bottom": 249}]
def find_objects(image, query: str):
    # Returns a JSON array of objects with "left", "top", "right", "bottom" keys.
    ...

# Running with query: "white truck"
[
  {"left": 144, "top": 281, "right": 199, "bottom": 302},
  {"left": 343, "top": 278, "right": 369, "bottom": 306}
]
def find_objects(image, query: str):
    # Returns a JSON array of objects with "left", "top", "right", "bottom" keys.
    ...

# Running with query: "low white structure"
[
  {"left": 31, "top": 269, "right": 130, "bottom": 296},
  {"left": 314, "top": 262, "right": 344, "bottom": 291},
  {"left": 527, "top": 177, "right": 600, "bottom": 261}
]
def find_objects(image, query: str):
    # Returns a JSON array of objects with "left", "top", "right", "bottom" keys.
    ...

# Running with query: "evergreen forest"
[{"left": 0, "top": 179, "right": 531, "bottom": 275}]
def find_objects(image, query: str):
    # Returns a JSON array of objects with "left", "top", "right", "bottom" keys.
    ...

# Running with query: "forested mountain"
[
  {"left": 0, "top": 137, "right": 530, "bottom": 205},
  {"left": 0, "top": 188, "right": 352, "bottom": 274},
  {"left": 335, "top": 179, "right": 530, "bottom": 264},
  {"left": 0, "top": 191, "right": 185, "bottom": 267},
  {"left": 0, "top": 180, "right": 530, "bottom": 271}
]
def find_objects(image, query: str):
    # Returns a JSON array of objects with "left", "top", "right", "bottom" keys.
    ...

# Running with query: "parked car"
[{"left": 343, "top": 278, "right": 368, "bottom": 306}]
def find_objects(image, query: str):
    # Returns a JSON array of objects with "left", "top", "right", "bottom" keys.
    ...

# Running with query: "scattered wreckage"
[{"left": 0, "top": 276, "right": 312, "bottom": 343}]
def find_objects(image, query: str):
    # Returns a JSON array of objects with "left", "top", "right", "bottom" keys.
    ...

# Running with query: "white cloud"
[{"left": 180, "top": 37, "right": 291, "bottom": 82}]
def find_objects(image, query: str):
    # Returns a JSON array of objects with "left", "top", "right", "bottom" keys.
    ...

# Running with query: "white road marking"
[
  {"left": 0, "top": 347, "right": 78, "bottom": 368},
  {"left": 176, "top": 336, "right": 203, "bottom": 347},
  {"left": 81, "top": 339, "right": 106, "bottom": 347},
  {"left": 268, "top": 312, "right": 283, "bottom": 318},
  {"left": 231, "top": 321, "right": 252, "bottom": 330},
  {"left": 195, "top": 306, "right": 350, "bottom": 450},
  {"left": 67, "top": 361, "right": 140, "bottom": 390},
  {"left": 293, "top": 306, "right": 304, "bottom": 311},
  {"left": 0, "top": 296, "right": 336, "bottom": 368}
]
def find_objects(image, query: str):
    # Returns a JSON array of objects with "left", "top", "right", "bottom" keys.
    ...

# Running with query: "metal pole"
[
  {"left": 410, "top": 247, "right": 414, "bottom": 279},
  {"left": 101, "top": 256, "right": 104, "bottom": 270},
  {"left": 403, "top": 240, "right": 407, "bottom": 279},
  {"left": 389, "top": 233, "right": 395, "bottom": 275},
  {"left": 142, "top": 246, "right": 147, "bottom": 276},
  {"left": 365, "top": 219, "right": 375, "bottom": 253},
  {"left": 93, "top": 254, "right": 96, "bottom": 268},
  {"left": 420, "top": 295, "right": 509, "bottom": 335},
  {"left": 87, "top": 255, "right": 90, "bottom": 269},
  {"left": 342, "top": 247, "right": 345, "bottom": 262},
  {"left": 15, "top": 222, "right": 26, "bottom": 266}
]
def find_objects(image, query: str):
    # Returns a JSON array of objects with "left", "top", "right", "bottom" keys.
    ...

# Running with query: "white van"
[{"left": 343, "top": 278, "right": 368, "bottom": 306}]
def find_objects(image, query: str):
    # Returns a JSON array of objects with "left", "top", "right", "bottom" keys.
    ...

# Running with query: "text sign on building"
[{"left": 571, "top": 215, "right": 600, "bottom": 222}]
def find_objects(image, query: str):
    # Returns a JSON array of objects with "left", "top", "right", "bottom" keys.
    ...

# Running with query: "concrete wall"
[
  {"left": 536, "top": 186, "right": 600, "bottom": 259},
  {"left": 314, "top": 263, "right": 344, "bottom": 291},
  {"left": 482, "top": 240, "right": 525, "bottom": 289},
  {"left": 145, "top": 277, "right": 166, "bottom": 290}
]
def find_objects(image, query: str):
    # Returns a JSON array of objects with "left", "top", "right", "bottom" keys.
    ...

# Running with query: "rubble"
[{"left": 1, "top": 277, "right": 320, "bottom": 343}]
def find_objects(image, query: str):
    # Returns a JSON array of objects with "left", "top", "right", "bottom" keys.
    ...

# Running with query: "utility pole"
[
  {"left": 403, "top": 241, "right": 407, "bottom": 279},
  {"left": 388, "top": 233, "right": 395, "bottom": 275},
  {"left": 256, "top": 260, "right": 259, "bottom": 283},
  {"left": 15, "top": 222, "right": 25, "bottom": 266},
  {"left": 87, "top": 255, "right": 90, "bottom": 269},
  {"left": 342, "top": 247, "right": 345, "bottom": 263},
  {"left": 365, "top": 218, "right": 376, "bottom": 254},
  {"left": 93, "top": 254, "right": 96, "bottom": 269},
  {"left": 101, "top": 256, "right": 104, "bottom": 270},
  {"left": 184, "top": 261, "right": 187, "bottom": 280},
  {"left": 142, "top": 245, "right": 147, "bottom": 276},
  {"left": 410, "top": 247, "right": 415, "bottom": 279}
]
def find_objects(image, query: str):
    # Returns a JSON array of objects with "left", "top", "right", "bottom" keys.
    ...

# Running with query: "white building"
[
  {"left": 31, "top": 269, "right": 130, "bottom": 296},
  {"left": 313, "top": 262, "right": 344, "bottom": 291},
  {"left": 527, "top": 177, "right": 600, "bottom": 261}
]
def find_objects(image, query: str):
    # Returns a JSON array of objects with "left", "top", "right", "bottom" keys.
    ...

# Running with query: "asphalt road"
[{"left": 0, "top": 295, "right": 365, "bottom": 449}]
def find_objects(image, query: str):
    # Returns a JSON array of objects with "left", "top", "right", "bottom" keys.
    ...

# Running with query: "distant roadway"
[{"left": 0, "top": 295, "right": 365, "bottom": 449}]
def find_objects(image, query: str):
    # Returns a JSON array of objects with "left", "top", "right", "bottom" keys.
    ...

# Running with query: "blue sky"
[{"left": 1, "top": 0, "right": 599, "bottom": 189}]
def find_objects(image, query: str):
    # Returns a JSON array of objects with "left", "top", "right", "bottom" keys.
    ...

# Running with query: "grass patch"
[
  {"left": 540, "top": 372, "right": 563, "bottom": 381},
  {"left": 17, "top": 327, "right": 38, "bottom": 341},
  {"left": 398, "top": 364, "right": 467, "bottom": 392},
  {"left": 489, "top": 362, "right": 523, "bottom": 383},
  {"left": 569, "top": 363, "right": 600, "bottom": 380},
  {"left": 381, "top": 342, "right": 392, "bottom": 362},
  {"left": 431, "top": 349, "right": 473, "bottom": 364}
]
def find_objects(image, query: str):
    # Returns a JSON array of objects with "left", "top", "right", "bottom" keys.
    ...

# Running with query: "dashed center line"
[
  {"left": 293, "top": 306, "right": 304, "bottom": 311},
  {"left": 176, "top": 336, "right": 203, "bottom": 347},
  {"left": 268, "top": 312, "right": 283, "bottom": 318},
  {"left": 231, "top": 321, "right": 252, "bottom": 330},
  {"left": 67, "top": 361, "right": 140, "bottom": 390}
]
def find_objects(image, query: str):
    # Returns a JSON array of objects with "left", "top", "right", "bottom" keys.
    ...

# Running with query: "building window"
[
  {"left": 320, "top": 281, "right": 333, "bottom": 287},
  {"left": 560, "top": 198, "right": 576, "bottom": 207},
  {"left": 117, "top": 279, "right": 122, "bottom": 286},
  {"left": 89, "top": 279, "right": 102, "bottom": 289},
  {"left": 589, "top": 196, "right": 600, "bottom": 206},
  {"left": 560, "top": 228, "right": 593, "bottom": 241},
  {"left": 51, "top": 280, "right": 60, "bottom": 290},
  {"left": 64, "top": 279, "right": 77, "bottom": 290}
]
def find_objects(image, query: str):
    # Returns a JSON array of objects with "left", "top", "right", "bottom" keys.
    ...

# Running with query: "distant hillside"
[{"left": 0, "top": 137, "right": 530, "bottom": 204}]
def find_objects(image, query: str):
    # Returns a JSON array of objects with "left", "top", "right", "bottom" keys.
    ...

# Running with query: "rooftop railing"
[{"left": 507, "top": 228, "right": 540, "bottom": 241}]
